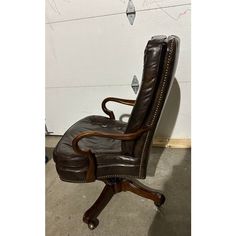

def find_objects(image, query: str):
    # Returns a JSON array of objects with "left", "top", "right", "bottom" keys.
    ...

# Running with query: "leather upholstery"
[
  {"left": 53, "top": 35, "right": 180, "bottom": 183},
  {"left": 122, "top": 35, "right": 167, "bottom": 155},
  {"left": 125, "top": 35, "right": 167, "bottom": 133},
  {"left": 54, "top": 116, "right": 140, "bottom": 182}
]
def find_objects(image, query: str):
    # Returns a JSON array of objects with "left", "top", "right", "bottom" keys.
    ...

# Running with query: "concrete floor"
[{"left": 46, "top": 146, "right": 191, "bottom": 236}]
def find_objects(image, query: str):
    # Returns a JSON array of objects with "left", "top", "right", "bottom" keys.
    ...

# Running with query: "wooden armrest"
[
  {"left": 101, "top": 97, "right": 136, "bottom": 119},
  {"left": 72, "top": 127, "right": 149, "bottom": 182}
]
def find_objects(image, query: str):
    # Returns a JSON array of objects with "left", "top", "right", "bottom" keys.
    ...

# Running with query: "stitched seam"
[
  {"left": 60, "top": 174, "right": 145, "bottom": 182},
  {"left": 59, "top": 176, "right": 88, "bottom": 183},
  {"left": 59, "top": 171, "right": 144, "bottom": 182},
  {"left": 138, "top": 40, "right": 175, "bottom": 177}
]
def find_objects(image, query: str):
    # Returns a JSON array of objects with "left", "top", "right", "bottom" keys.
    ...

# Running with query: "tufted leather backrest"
[
  {"left": 122, "top": 35, "right": 180, "bottom": 177},
  {"left": 125, "top": 35, "right": 167, "bottom": 133}
]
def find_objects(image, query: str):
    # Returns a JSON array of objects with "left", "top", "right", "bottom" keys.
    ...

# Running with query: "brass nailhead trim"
[
  {"left": 139, "top": 40, "right": 175, "bottom": 177},
  {"left": 98, "top": 174, "right": 144, "bottom": 179}
]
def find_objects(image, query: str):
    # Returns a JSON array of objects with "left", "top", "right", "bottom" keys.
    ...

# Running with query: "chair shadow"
[
  {"left": 119, "top": 78, "right": 180, "bottom": 127},
  {"left": 147, "top": 79, "right": 181, "bottom": 176},
  {"left": 148, "top": 150, "right": 191, "bottom": 236},
  {"left": 118, "top": 79, "right": 181, "bottom": 177},
  {"left": 154, "top": 78, "right": 181, "bottom": 140}
]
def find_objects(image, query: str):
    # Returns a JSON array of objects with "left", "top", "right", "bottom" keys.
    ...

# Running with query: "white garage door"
[{"left": 45, "top": 0, "right": 191, "bottom": 138}]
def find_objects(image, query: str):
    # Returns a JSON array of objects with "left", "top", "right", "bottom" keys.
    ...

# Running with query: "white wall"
[{"left": 46, "top": 0, "right": 191, "bottom": 138}]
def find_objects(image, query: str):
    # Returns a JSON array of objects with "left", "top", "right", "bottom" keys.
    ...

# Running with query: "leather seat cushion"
[{"left": 53, "top": 115, "right": 140, "bottom": 182}]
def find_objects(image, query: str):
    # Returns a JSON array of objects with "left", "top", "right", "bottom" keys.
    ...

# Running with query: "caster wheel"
[
  {"left": 154, "top": 194, "right": 166, "bottom": 208},
  {"left": 88, "top": 219, "right": 99, "bottom": 230}
]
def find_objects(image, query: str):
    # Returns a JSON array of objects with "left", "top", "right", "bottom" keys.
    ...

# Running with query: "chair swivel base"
[{"left": 83, "top": 177, "right": 165, "bottom": 230}]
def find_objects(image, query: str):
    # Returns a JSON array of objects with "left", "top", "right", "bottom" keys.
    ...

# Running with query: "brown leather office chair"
[{"left": 53, "top": 35, "right": 180, "bottom": 230}]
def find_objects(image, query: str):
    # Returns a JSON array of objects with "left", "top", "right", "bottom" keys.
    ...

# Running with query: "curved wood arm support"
[
  {"left": 101, "top": 97, "right": 136, "bottom": 119},
  {"left": 72, "top": 127, "right": 150, "bottom": 182}
]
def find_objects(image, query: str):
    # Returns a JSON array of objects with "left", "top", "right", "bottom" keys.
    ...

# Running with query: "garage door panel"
[
  {"left": 46, "top": 0, "right": 191, "bottom": 23},
  {"left": 46, "top": 4, "right": 190, "bottom": 88}
]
